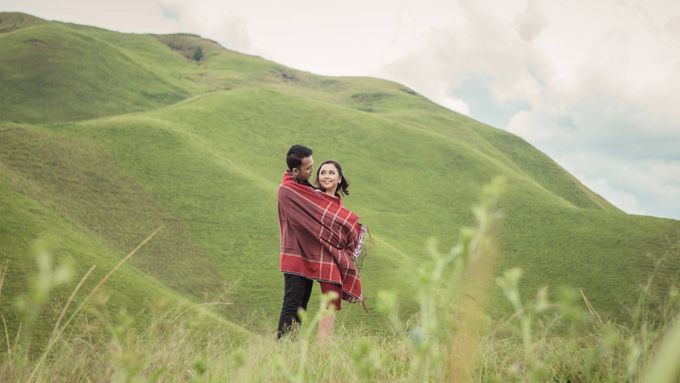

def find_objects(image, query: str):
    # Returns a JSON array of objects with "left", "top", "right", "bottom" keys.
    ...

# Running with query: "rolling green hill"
[{"left": 1, "top": 12, "right": 678, "bottom": 343}]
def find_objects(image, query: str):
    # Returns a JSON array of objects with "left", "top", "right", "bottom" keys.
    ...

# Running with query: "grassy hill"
[
  {"left": 1, "top": 12, "right": 678, "bottom": 345},
  {"left": 0, "top": 18, "right": 189, "bottom": 123}
]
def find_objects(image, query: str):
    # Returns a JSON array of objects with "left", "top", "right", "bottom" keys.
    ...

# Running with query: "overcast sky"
[{"left": 5, "top": 0, "right": 680, "bottom": 219}]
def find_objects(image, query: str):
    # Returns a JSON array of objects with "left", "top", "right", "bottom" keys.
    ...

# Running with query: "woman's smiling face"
[{"left": 318, "top": 163, "right": 340, "bottom": 193}]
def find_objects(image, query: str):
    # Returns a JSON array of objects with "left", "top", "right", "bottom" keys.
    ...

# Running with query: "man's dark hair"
[{"left": 286, "top": 144, "right": 313, "bottom": 170}]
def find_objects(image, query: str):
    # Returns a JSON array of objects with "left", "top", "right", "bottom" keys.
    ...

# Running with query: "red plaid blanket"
[{"left": 278, "top": 171, "right": 366, "bottom": 303}]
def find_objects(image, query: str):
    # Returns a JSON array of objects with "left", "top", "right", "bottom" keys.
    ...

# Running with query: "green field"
[{"left": 1, "top": 11, "right": 678, "bottom": 351}]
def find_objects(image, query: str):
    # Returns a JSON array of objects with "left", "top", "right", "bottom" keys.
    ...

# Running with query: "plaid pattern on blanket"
[{"left": 278, "top": 171, "right": 366, "bottom": 303}]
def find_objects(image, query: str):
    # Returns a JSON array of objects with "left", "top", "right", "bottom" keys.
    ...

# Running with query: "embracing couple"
[{"left": 276, "top": 144, "right": 368, "bottom": 343}]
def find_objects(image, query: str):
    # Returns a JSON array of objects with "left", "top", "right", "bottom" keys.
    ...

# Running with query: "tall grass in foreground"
[{"left": 1, "top": 177, "right": 679, "bottom": 382}]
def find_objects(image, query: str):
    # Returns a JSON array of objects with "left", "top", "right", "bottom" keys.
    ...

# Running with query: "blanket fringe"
[{"left": 351, "top": 224, "right": 368, "bottom": 262}]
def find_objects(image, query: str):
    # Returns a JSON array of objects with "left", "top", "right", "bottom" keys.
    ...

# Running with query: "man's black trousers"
[{"left": 277, "top": 273, "right": 313, "bottom": 338}]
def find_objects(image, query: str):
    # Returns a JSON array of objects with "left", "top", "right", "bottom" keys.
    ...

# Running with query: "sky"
[{"left": 4, "top": 0, "right": 680, "bottom": 219}]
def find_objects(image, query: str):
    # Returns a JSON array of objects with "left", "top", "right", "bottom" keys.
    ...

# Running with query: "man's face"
[{"left": 293, "top": 156, "right": 314, "bottom": 181}]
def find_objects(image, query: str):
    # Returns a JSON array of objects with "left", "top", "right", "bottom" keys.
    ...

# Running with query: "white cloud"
[
  {"left": 515, "top": 0, "right": 546, "bottom": 42},
  {"left": 556, "top": 152, "right": 680, "bottom": 219},
  {"left": 441, "top": 96, "right": 470, "bottom": 116},
  {"left": 583, "top": 177, "right": 647, "bottom": 216},
  {"left": 153, "top": 1, "right": 253, "bottom": 53},
  {"left": 381, "top": 0, "right": 680, "bottom": 219}
]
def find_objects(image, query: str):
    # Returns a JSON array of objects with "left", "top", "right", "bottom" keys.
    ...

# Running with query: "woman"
[
  {"left": 314, "top": 160, "right": 358, "bottom": 343},
  {"left": 316, "top": 159, "right": 350, "bottom": 198}
]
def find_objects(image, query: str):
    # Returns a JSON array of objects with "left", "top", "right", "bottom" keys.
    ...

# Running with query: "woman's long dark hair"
[{"left": 315, "top": 160, "right": 350, "bottom": 197}]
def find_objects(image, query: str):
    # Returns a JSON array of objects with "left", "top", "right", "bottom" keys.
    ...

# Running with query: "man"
[{"left": 277, "top": 144, "right": 315, "bottom": 338}]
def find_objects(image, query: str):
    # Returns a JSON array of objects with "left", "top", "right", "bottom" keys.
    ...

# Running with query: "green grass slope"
[
  {"left": 0, "top": 165, "right": 250, "bottom": 347},
  {"left": 0, "top": 12, "right": 45, "bottom": 33},
  {"left": 0, "top": 21, "right": 189, "bottom": 123},
  {"left": 0, "top": 13, "right": 678, "bottom": 339},
  {"left": 0, "top": 124, "right": 226, "bottom": 298}
]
